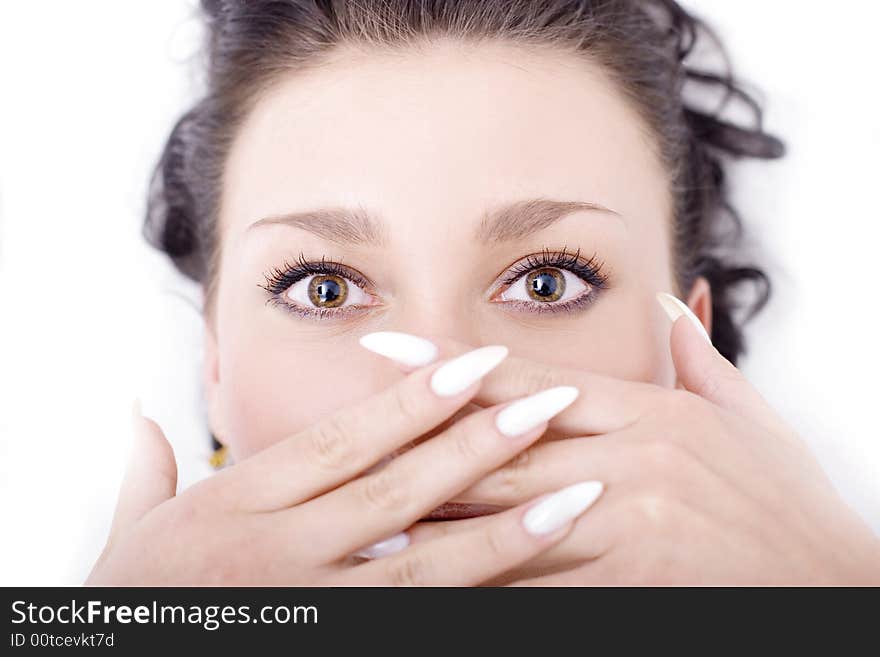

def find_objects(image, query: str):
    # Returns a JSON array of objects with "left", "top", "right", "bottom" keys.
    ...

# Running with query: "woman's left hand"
[{"left": 378, "top": 303, "right": 880, "bottom": 585}]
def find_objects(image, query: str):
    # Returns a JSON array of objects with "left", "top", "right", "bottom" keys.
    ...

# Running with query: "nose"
[{"left": 369, "top": 308, "right": 491, "bottom": 368}]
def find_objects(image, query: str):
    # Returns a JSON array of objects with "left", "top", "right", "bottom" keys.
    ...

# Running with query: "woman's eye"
[
  {"left": 498, "top": 267, "right": 589, "bottom": 305},
  {"left": 285, "top": 273, "right": 371, "bottom": 310}
]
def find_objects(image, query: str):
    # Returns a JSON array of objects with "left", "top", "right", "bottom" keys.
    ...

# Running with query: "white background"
[{"left": 0, "top": 1, "right": 878, "bottom": 584}]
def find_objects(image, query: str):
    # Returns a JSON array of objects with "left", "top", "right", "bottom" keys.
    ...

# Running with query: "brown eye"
[
  {"left": 307, "top": 274, "right": 348, "bottom": 308},
  {"left": 525, "top": 268, "right": 565, "bottom": 302}
]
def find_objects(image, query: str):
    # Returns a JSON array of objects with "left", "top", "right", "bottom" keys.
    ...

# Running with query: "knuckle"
[
  {"left": 387, "top": 554, "right": 430, "bottom": 586},
  {"left": 638, "top": 440, "right": 685, "bottom": 474},
  {"left": 362, "top": 469, "right": 408, "bottom": 512},
  {"left": 515, "top": 362, "right": 563, "bottom": 396},
  {"left": 692, "top": 366, "right": 742, "bottom": 404},
  {"left": 448, "top": 422, "right": 485, "bottom": 462},
  {"left": 306, "top": 415, "right": 356, "bottom": 470},
  {"left": 627, "top": 489, "right": 680, "bottom": 532},
  {"left": 495, "top": 448, "right": 532, "bottom": 498},
  {"left": 483, "top": 525, "right": 508, "bottom": 561},
  {"left": 388, "top": 382, "right": 423, "bottom": 425}
]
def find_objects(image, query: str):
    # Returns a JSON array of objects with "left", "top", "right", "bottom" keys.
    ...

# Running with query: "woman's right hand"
[{"left": 86, "top": 345, "right": 603, "bottom": 585}]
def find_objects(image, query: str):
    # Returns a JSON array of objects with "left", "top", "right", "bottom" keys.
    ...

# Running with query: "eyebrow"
[
  {"left": 248, "top": 205, "right": 387, "bottom": 246},
  {"left": 247, "top": 197, "right": 622, "bottom": 247},
  {"left": 476, "top": 198, "right": 622, "bottom": 243}
]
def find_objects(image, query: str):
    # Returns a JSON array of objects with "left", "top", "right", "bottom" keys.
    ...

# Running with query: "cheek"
[
  {"left": 503, "top": 290, "right": 676, "bottom": 387},
  {"left": 600, "top": 297, "right": 676, "bottom": 387},
  {"left": 217, "top": 338, "right": 400, "bottom": 460}
]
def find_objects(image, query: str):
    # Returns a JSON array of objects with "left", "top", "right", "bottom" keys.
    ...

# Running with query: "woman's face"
[{"left": 204, "top": 40, "right": 710, "bottom": 460}]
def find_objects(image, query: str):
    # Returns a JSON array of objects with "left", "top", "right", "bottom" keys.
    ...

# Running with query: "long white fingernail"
[
  {"left": 359, "top": 331, "right": 440, "bottom": 367},
  {"left": 430, "top": 345, "right": 509, "bottom": 397},
  {"left": 656, "top": 292, "right": 711, "bottom": 344},
  {"left": 352, "top": 532, "right": 410, "bottom": 559},
  {"left": 523, "top": 481, "right": 604, "bottom": 536},
  {"left": 494, "top": 386, "right": 580, "bottom": 437}
]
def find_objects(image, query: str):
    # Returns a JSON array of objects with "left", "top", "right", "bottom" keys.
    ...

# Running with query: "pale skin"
[{"left": 88, "top": 40, "right": 880, "bottom": 584}]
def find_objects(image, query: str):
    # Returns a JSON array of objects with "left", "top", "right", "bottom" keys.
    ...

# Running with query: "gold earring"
[{"left": 209, "top": 444, "right": 230, "bottom": 470}]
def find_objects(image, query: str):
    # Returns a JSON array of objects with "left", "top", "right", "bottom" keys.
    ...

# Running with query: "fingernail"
[
  {"left": 359, "top": 331, "right": 440, "bottom": 367},
  {"left": 656, "top": 292, "right": 711, "bottom": 344},
  {"left": 430, "top": 345, "right": 509, "bottom": 397},
  {"left": 494, "top": 386, "right": 580, "bottom": 437},
  {"left": 523, "top": 480, "right": 604, "bottom": 536},
  {"left": 352, "top": 532, "right": 410, "bottom": 559}
]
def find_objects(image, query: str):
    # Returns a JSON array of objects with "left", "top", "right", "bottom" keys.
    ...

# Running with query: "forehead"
[{"left": 220, "top": 39, "right": 670, "bottom": 238}]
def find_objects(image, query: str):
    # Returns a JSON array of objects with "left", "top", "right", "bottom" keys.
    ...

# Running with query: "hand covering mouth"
[{"left": 363, "top": 401, "right": 518, "bottom": 521}]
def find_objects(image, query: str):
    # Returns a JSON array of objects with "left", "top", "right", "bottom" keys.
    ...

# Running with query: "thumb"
[
  {"left": 107, "top": 399, "right": 178, "bottom": 544},
  {"left": 658, "top": 292, "right": 773, "bottom": 422}
]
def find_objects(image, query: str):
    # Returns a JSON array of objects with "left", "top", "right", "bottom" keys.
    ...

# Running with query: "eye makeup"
[
  {"left": 258, "top": 245, "right": 610, "bottom": 322},
  {"left": 490, "top": 246, "right": 609, "bottom": 316},
  {"left": 258, "top": 252, "right": 376, "bottom": 321}
]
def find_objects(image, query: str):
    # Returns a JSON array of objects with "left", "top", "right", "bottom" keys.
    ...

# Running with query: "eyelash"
[
  {"left": 495, "top": 246, "right": 609, "bottom": 316},
  {"left": 259, "top": 246, "right": 609, "bottom": 321},
  {"left": 259, "top": 253, "right": 372, "bottom": 321}
]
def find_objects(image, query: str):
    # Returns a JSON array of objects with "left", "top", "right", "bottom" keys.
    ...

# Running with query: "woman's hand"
[
  {"left": 370, "top": 295, "right": 880, "bottom": 584},
  {"left": 86, "top": 345, "right": 605, "bottom": 586}
]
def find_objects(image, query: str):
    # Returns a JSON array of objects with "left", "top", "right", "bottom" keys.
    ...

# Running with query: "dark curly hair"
[{"left": 144, "top": 0, "right": 784, "bottom": 366}]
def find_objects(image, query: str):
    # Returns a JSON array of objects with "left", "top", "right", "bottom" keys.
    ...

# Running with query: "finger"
[
  {"left": 339, "top": 481, "right": 605, "bottom": 586},
  {"left": 484, "top": 452, "right": 752, "bottom": 585},
  {"left": 659, "top": 292, "right": 789, "bottom": 434},
  {"left": 107, "top": 400, "right": 177, "bottom": 545},
  {"left": 409, "top": 477, "right": 626, "bottom": 583},
  {"left": 474, "top": 352, "right": 661, "bottom": 435},
  {"left": 453, "top": 414, "right": 750, "bottom": 510},
  {"left": 408, "top": 434, "right": 752, "bottom": 585},
  {"left": 453, "top": 434, "right": 623, "bottom": 506},
  {"left": 227, "top": 345, "right": 510, "bottom": 510},
  {"left": 294, "top": 385, "right": 582, "bottom": 560},
  {"left": 360, "top": 332, "right": 662, "bottom": 435}
]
